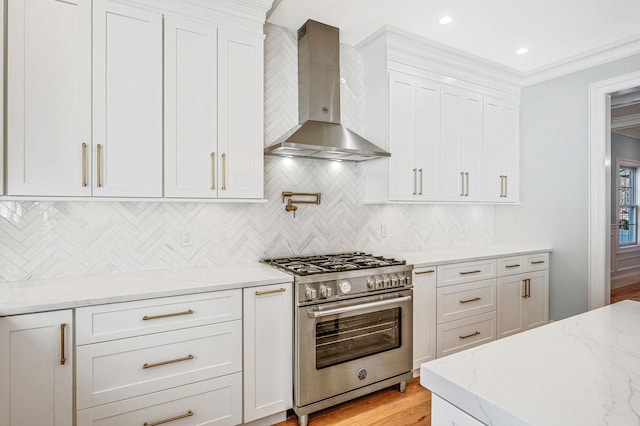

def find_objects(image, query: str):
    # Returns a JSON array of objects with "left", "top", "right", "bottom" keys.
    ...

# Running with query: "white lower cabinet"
[
  {"left": 412, "top": 266, "right": 437, "bottom": 372},
  {"left": 0, "top": 310, "right": 73, "bottom": 426},
  {"left": 76, "top": 374, "right": 242, "bottom": 426},
  {"left": 243, "top": 283, "right": 293, "bottom": 422},
  {"left": 497, "top": 269, "right": 549, "bottom": 338}
]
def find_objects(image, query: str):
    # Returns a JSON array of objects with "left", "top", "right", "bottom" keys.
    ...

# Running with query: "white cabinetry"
[
  {"left": 497, "top": 254, "right": 549, "bottom": 339},
  {"left": 0, "top": 310, "right": 73, "bottom": 426},
  {"left": 388, "top": 72, "right": 441, "bottom": 201},
  {"left": 75, "top": 291, "right": 243, "bottom": 425},
  {"left": 7, "top": 0, "right": 91, "bottom": 196},
  {"left": 92, "top": 0, "right": 163, "bottom": 197},
  {"left": 412, "top": 266, "right": 437, "bottom": 373},
  {"left": 483, "top": 97, "right": 519, "bottom": 202},
  {"left": 440, "top": 86, "right": 484, "bottom": 202},
  {"left": 243, "top": 283, "right": 293, "bottom": 422}
]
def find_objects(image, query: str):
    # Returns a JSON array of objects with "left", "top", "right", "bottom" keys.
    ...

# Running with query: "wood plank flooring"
[
  {"left": 274, "top": 378, "right": 431, "bottom": 426},
  {"left": 611, "top": 281, "right": 640, "bottom": 303}
]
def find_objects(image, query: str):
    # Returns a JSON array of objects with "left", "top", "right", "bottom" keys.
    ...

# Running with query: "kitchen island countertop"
[
  {"left": 0, "top": 263, "right": 292, "bottom": 316},
  {"left": 421, "top": 299, "right": 640, "bottom": 425}
]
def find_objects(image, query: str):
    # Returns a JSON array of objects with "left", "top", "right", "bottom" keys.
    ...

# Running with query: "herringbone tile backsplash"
[{"left": 0, "top": 25, "right": 493, "bottom": 283}]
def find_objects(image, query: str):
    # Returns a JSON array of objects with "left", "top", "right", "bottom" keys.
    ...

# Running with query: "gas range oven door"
[{"left": 295, "top": 289, "right": 413, "bottom": 408}]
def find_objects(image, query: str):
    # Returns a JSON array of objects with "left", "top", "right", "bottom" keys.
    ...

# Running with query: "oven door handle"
[{"left": 307, "top": 296, "right": 412, "bottom": 318}]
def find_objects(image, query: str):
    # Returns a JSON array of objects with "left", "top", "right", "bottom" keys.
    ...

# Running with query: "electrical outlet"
[
  {"left": 380, "top": 223, "right": 388, "bottom": 238},
  {"left": 180, "top": 228, "right": 193, "bottom": 247}
]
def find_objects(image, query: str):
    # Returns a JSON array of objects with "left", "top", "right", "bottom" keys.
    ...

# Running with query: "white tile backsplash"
[{"left": 0, "top": 24, "right": 493, "bottom": 283}]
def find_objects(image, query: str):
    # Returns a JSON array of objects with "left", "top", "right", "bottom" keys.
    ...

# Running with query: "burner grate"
[{"left": 262, "top": 252, "right": 405, "bottom": 276}]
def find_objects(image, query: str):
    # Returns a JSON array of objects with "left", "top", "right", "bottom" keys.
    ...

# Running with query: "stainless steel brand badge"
[{"left": 357, "top": 368, "right": 367, "bottom": 380}]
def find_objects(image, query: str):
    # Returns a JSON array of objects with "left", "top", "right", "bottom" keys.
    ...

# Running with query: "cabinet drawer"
[
  {"left": 436, "top": 279, "right": 496, "bottom": 324},
  {"left": 525, "top": 253, "right": 549, "bottom": 272},
  {"left": 437, "top": 260, "right": 496, "bottom": 287},
  {"left": 76, "top": 321, "right": 242, "bottom": 409},
  {"left": 76, "top": 373, "right": 242, "bottom": 426},
  {"left": 76, "top": 290, "right": 241, "bottom": 344},
  {"left": 497, "top": 256, "right": 525, "bottom": 276},
  {"left": 436, "top": 312, "right": 496, "bottom": 358}
]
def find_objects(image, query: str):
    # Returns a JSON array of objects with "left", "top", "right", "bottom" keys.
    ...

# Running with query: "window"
[{"left": 618, "top": 163, "right": 638, "bottom": 246}]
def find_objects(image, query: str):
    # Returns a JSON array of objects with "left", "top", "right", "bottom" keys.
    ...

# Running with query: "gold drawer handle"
[
  {"left": 96, "top": 144, "right": 102, "bottom": 187},
  {"left": 144, "top": 410, "right": 194, "bottom": 426},
  {"left": 143, "top": 354, "right": 193, "bottom": 369},
  {"left": 255, "top": 288, "right": 286, "bottom": 296},
  {"left": 210, "top": 152, "right": 216, "bottom": 190},
  {"left": 505, "top": 264, "right": 520, "bottom": 268},
  {"left": 143, "top": 309, "right": 194, "bottom": 321},
  {"left": 459, "top": 270, "right": 481, "bottom": 275},
  {"left": 459, "top": 331, "right": 481, "bottom": 340},
  {"left": 531, "top": 260, "right": 545, "bottom": 265},
  {"left": 60, "top": 323, "right": 67, "bottom": 366},
  {"left": 459, "top": 296, "right": 481, "bottom": 304},
  {"left": 415, "top": 269, "right": 435, "bottom": 275},
  {"left": 81, "top": 143, "right": 88, "bottom": 187}
]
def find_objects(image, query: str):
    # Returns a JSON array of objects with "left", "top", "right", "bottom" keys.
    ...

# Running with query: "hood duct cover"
[{"left": 264, "top": 20, "right": 390, "bottom": 162}]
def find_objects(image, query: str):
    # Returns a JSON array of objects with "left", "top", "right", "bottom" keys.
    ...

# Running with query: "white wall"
[{"left": 495, "top": 53, "right": 640, "bottom": 320}]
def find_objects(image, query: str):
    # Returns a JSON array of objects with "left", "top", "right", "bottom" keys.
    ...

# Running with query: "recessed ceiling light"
[
  {"left": 439, "top": 16, "right": 453, "bottom": 25},
  {"left": 516, "top": 47, "right": 529, "bottom": 55}
]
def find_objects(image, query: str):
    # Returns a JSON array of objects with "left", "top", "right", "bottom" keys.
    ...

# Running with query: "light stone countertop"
[
  {"left": 385, "top": 244, "right": 552, "bottom": 267},
  {"left": 421, "top": 300, "right": 640, "bottom": 426},
  {"left": 0, "top": 263, "right": 292, "bottom": 316}
]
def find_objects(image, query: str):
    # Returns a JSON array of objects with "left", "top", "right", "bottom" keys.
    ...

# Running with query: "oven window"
[{"left": 315, "top": 307, "right": 401, "bottom": 369}]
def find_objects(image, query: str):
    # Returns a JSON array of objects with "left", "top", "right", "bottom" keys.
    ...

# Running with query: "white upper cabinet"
[
  {"left": 7, "top": 0, "right": 91, "bottom": 196},
  {"left": 388, "top": 72, "right": 441, "bottom": 201},
  {"left": 440, "top": 85, "right": 483, "bottom": 202},
  {"left": 483, "top": 97, "right": 520, "bottom": 203},
  {"left": 164, "top": 17, "right": 218, "bottom": 198},
  {"left": 92, "top": 0, "right": 163, "bottom": 197},
  {"left": 217, "top": 29, "right": 264, "bottom": 199}
]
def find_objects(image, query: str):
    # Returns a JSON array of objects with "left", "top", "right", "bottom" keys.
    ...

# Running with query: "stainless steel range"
[{"left": 262, "top": 252, "right": 414, "bottom": 426}]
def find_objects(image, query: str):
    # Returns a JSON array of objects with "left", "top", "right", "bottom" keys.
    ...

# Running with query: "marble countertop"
[
  {"left": 386, "top": 244, "right": 552, "bottom": 267},
  {"left": 421, "top": 300, "right": 640, "bottom": 425},
  {"left": 0, "top": 263, "right": 292, "bottom": 316}
]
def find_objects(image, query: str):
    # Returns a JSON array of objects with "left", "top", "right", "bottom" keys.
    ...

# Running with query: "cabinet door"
[
  {"left": 483, "top": 97, "right": 519, "bottom": 203},
  {"left": 93, "top": 0, "right": 162, "bottom": 197},
  {"left": 388, "top": 72, "right": 417, "bottom": 201},
  {"left": 413, "top": 267, "right": 436, "bottom": 371},
  {"left": 243, "top": 283, "right": 293, "bottom": 422},
  {"left": 523, "top": 270, "right": 549, "bottom": 330},
  {"left": 496, "top": 274, "right": 525, "bottom": 338},
  {"left": 415, "top": 79, "right": 441, "bottom": 200},
  {"left": 217, "top": 29, "right": 264, "bottom": 199},
  {"left": 441, "top": 86, "right": 483, "bottom": 201},
  {"left": 0, "top": 310, "right": 73, "bottom": 426},
  {"left": 7, "top": 0, "right": 91, "bottom": 196},
  {"left": 164, "top": 17, "right": 218, "bottom": 198}
]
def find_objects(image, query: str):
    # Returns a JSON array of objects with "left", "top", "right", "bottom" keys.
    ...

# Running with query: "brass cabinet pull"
[
  {"left": 143, "top": 354, "right": 194, "bottom": 369},
  {"left": 465, "top": 172, "right": 470, "bottom": 196},
  {"left": 82, "top": 143, "right": 88, "bottom": 187},
  {"left": 505, "top": 264, "right": 520, "bottom": 268},
  {"left": 143, "top": 309, "right": 194, "bottom": 321},
  {"left": 499, "top": 175, "right": 505, "bottom": 197},
  {"left": 504, "top": 175, "right": 508, "bottom": 197},
  {"left": 522, "top": 278, "right": 531, "bottom": 298},
  {"left": 221, "top": 153, "right": 227, "bottom": 190},
  {"left": 144, "top": 410, "right": 194, "bottom": 426},
  {"left": 459, "top": 269, "right": 481, "bottom": 275},
  {"left": 60, "top": 324, "right": 67, "bottom": 365},
  {"left": 527, "top": 278, "right": 531, "bottom": 298},
  {"left": 460, "top": 172, "right": 465, "bottom": 196},
  {"left": 522, "top": 279, "right": 527, "bottom": 298},
  {"left": 255, "top": 287, "right": 286, "bottom": 296},
  {"left": 459, "top": 296, "right": 481, "bottom": 304},
  {"left": 210, "top": 152, "right": 216, "bottom": 190},
  {"left": 531, "top": 260, "right": 545, "bottom": 265},
  {"left": 459, "top": 331, "right": 480, "bottom": 340},
  {"left": 413, "top": 168, "right": 417, "bottom": 195},
  {"left": 415, "top": 269, "right": 435, "bottom": 275},
  {"left": 418, "top": 168, "right": 423, "bottom": 195},
  {"left": 96, "top": 144, "right": 102, "bottom": 187}
]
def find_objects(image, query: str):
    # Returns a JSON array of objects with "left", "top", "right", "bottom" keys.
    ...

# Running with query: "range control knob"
[
  {"left": 391, "top": 275, "right": 399, "bottom": 287},
  {"left": 375, "top": 277, "right": 383, "bottom": 289},
  {"left": 367, "top": 278, "right": 376, "bottom": 290},
  {"left": 383, "top": 276, "right": 391, "bottom": 288},
  {"left": 320, "top": 285, "right": 332, "bottom": 298},
  {"left": 399, "top": 275, "right": 406, "bottom": 286},
  {"left": 338, "top": 280, "right": 352, "bottom": 294},
  {"left": 305, "top": 287, "right": 317, "bottom": 300}
]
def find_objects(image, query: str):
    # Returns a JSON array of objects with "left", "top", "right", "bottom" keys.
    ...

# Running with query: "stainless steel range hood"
[{"left": 264, "top": 20, "right": 390, "bottom": 162}]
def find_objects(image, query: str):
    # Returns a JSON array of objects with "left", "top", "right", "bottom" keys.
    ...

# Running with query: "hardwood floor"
[
  {"left": 611, "top": 281, "right": 640, "bottom": 303},
  {"left": 274, "top": 378, "right": 431, "bottom": 426}
]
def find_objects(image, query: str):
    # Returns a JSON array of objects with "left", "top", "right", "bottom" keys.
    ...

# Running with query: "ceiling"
[{"left": 267, "top": 0, "right": 640, "bottom": 74}]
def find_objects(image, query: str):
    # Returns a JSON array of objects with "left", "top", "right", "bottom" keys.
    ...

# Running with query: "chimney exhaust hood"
[{"left": 264, "top": 20, "right": 390, "bottom": 162}]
